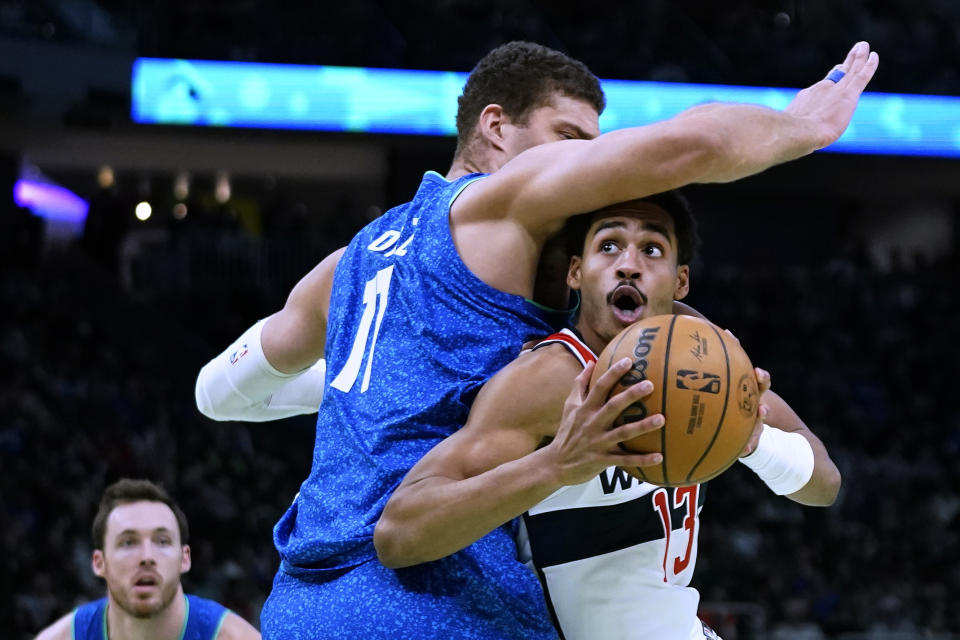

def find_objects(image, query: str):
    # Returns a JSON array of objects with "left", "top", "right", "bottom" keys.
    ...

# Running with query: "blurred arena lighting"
[
  {"left": 132, "top": 57, "right": 960, "bottom": 158},
  {"left": 97, "top": 165, "right": 115, "bottom": 189},
  {"left": 214, "top": 171, "right": 230, "bottom": 203},
  {"left": 13, "top": 179, "right": 89, "bottom": 222},
  {"left": 173, "top": 171, "right": 190, "bottom": 200},
  {"left": 173, "top": 202, "right": 188, "bottom": 219},
  {"left": 135, "top": 200, "right": 152, "bottom": 221}
]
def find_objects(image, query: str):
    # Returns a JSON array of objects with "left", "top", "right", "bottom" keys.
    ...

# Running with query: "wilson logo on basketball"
[
  {"left": 620, "top": 327, "right": 660, "bottom": 385},
  {"left": 675, "top": 370, "right": 721, "bottom": 394}
]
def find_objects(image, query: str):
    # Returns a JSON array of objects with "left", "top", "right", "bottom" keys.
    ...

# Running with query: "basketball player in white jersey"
[
  {"left": 375, "top": 192, "right": 841, "bottom": 639},
  {"left": 196, "top": 40, "right": 875, "bottom": 638}
]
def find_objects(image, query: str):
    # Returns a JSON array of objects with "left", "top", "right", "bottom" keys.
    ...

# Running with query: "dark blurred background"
[{"left": 2, "top": 1, "right": 958, "bottom": 639}]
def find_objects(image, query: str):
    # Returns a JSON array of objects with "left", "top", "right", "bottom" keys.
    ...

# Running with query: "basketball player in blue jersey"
[
  {"left": 34, "top": 479, "right": 260, "bottom": 640},
  {"left": 376, "top": 192, "right": 842, "bottom": 639},
  {"left": 195, "top": 41, "right": 877, "bottom": 638}
]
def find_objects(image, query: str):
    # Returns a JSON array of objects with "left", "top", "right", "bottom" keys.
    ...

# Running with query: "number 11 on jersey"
[{"left": 330, "top": 265, "right": 394, "bottom": 393}]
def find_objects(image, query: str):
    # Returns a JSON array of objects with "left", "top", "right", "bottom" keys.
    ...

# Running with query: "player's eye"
[
  {"left": 644, "top": 245, "right": 664, "bottom": 257},
  {"left": 599, "top": 241, "right": 619, "bottom": 254},
  {"left": 557, "top": 130, "right": 576, "bottom": 140},
  {"left": 157, "top": 536, "right": 172, "bottom": 546}
]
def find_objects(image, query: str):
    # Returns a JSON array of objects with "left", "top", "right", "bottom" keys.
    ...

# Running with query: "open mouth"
[
  {"left": 133, "top": 574, "right": 159, "bottom": 589},
  {"left": 608, "top": 285, "right": 646, "bottom": 324}
]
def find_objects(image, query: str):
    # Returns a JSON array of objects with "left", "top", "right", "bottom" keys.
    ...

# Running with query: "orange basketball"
[{"left": 591, "top": 314, "right": 759, "bottom": 487}]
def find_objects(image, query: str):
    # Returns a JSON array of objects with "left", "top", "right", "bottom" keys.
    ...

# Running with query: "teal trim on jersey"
[
  {"left": 525, "top": 296, "right": 579, "bottom": 316},
  {"left": 176, "top": 595, "right": 190, "bottom": 640},
  {"left": 211, "top": 610, "right": 229, "bottom": 640},
  {"left": 423, "top": 168, "right": 485, "bottom": 213},
  {"left": 79, "top": 596, "right": 196, "bottom": 640},
  {"left": 447, "top": 173, "right": 485, "bottom": 205}
]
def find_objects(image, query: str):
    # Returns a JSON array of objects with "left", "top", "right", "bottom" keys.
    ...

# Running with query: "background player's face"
[
  {"left": 92, "top": 500, "right": 190, "bottom": 618},
  {"left": 568, "top": 203, "right": 689, "bottom": 352},
  {"left": 500, "top": 93, "right": 600, "bottom": 159}
]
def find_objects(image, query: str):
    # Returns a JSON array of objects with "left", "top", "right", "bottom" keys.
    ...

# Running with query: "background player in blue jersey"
[
  {"left": 375, "top": 192, "right": 842, "bottom": 639},
  {"left": 195, "top": 41, "right": 877, "bottom": 638},
  {"left": 34, "top": 479, "right": 260, "bottom": 640}
]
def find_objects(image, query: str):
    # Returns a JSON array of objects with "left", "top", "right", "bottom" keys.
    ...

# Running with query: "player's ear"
[
  {"left": 567, "top": 255, "right": 583, "bottom": 291},
  {"left": 180, "top": 544, "right": 192, "bottom": 574},
  {"left": 477, "top": 104, "right": 508, "bottom": 150},
  {"left": 674, "top": 264, "right": 690, "bottom": 300},
  {"left": 92, "top": 549, "right": 105, "bottom": 577}
]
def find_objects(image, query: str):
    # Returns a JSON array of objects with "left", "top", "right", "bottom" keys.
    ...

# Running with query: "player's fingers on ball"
[
  {"left": 620, "top": 451, "right": 663, "bottom": 468},
  {"left": 754, "top": 367, "right": 771, "bottom": 393},
  {"left": 599, "top": 379, "right": 654, "bottom": 423},
  {"left": 575, "top": 361, "right": 594, "bottom": 397},
  {"left": 607, "top": 413, "right": 664, "bottom": 445},
  {"left": 562, "top": 364, "right": 593, "bottom": 411},
  {"left": 739, "top": 415, "right": 765, "bottom": 456},
  {"left": 616, "top": 378, "right": 654, "bottom": 400},
  {"left": 741, "top": 430, "right": 761, "bottom": 456},
  {"left": 584, "top": 357, "right": 632, "bottom": 406}
]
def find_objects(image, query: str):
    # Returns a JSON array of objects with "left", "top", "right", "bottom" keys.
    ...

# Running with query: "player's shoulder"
[
  {"left": 33, "top": 611, "right": 73, "bottom": 640},
  {"left": 500, "top": 339, "right": 585, "bottom": 401},
  {"left": 215, "top": 611, "right": 261, "bottom": 640},
  {"left": 465, "top": 341, "right": 582, "bottom": 441}
]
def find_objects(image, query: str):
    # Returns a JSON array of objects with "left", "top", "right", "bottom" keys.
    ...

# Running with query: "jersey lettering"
[
  {"left": 598, "top": 467, "right": 636, "bottom": 494},
  {"left": 652, "top": 485, "right": 699, "bottom": 582},
  {"left": 367, "top": 230, "right": 401, "bottom": 252},
  {"left": 367, "top": 229, "right": 416, "bottom": 257},
  {"left": 652, "top": 488, "right": 672, "bottom": 583},
  {"left": 330, "top": 265, "right": 394, "bottom": 393},
  {"left": 672, "top": 485, "right": 698, "bottom": 574}
]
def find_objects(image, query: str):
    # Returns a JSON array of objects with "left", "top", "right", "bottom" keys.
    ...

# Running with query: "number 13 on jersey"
[{"left": 330, "top": 265, "right": 394, "bottom": 393}]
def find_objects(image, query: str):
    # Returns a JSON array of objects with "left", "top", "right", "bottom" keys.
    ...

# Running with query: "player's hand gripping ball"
[{"left": 591, "top": 314, "right": 759, "bottom": 486}]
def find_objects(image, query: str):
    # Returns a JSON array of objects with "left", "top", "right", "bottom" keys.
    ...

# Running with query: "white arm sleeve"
[
  {"left": 195, "top": 319, "right": 325, "bottom": 422},
  {"left": 738, "top": 423, "right": 815, "bottom": 495}
]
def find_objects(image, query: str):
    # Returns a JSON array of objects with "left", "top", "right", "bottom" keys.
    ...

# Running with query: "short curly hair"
[
  {"left": 91, "top": 478, "right": 189, "bottom": 550},
  {"left": 455, "top": 41, "right": 605, "bottom": 153}
]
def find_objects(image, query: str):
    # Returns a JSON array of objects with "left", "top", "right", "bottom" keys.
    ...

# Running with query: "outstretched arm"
[
  {"left": 194, "top": 247, "right": 344, "bottom": 422},
  {"left": 456, "top": 42, "right": 879, "bottom": 239},
  {"left": 375, "top": 349, "right": 664, "bottom": 568}
]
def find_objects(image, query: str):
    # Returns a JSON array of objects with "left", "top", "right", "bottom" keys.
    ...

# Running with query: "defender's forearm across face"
[{"left": 486, "top": 41, "right": 878, "bottom": 234}]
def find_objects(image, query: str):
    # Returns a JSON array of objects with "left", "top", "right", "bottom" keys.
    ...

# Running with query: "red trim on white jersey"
[
  {"left": 531, "top": 328, "right": 597, "bottom": 368},
  {"left": 521, "top": 326, "right": 708, "bottom": 639}
]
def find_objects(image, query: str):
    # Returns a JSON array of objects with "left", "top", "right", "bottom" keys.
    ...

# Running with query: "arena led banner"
[{"left": 132, "top": 57, "right": 960, "bottom": 158}]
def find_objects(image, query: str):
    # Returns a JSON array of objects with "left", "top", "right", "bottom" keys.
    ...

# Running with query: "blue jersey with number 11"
[{"left": 269, "top": 171, "right": 560, "bottom": 639}]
